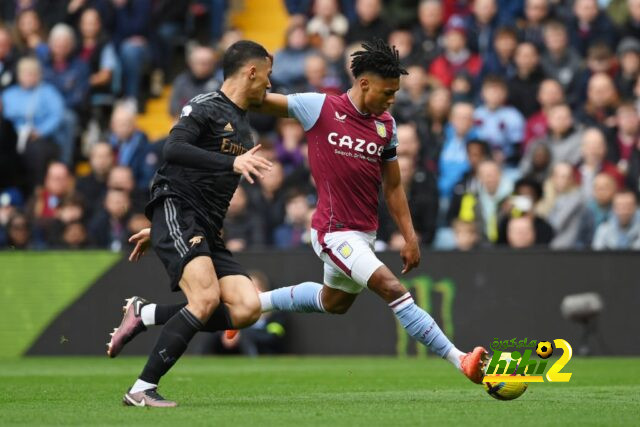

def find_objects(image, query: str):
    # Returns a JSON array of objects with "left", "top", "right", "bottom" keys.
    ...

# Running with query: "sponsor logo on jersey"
[
  {"left": 327, "top": 132, "right": 385, "bottom": 157},
  {"left": 224, "top": 122, "right": 234, "bottom": 132},
  {"left": 221, "top": 138, "right": 248, "bottom": 156},
  {"left": 334, "top": 111, "right": 347, "bottom": 123},
  {"left": 375, "top": 120, "right": 386, "bottom": 138},
  {"left": 337, "top": 242, "right": 353, "bottom": 259},
  {"left": 180, "top": 105, "right": 192, "bottom": 118}
]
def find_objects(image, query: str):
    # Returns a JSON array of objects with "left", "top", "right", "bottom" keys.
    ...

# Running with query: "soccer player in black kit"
[{"left": 114, "top": 41, "right": 273, "bottom": 407}]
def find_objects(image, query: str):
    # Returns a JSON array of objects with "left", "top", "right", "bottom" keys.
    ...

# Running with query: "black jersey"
[{"left": 146, "top": 90, "right": 254, "bottom": 238}]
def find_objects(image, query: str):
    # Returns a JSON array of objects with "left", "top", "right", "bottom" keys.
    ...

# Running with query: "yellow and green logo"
[{"left": 482, "top": 338, "right": 573, "bottom": 383}]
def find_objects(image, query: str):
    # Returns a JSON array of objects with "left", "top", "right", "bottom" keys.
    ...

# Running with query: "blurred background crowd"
[{"left": 2, "top": 0, "right": 640, "bottom": 252}]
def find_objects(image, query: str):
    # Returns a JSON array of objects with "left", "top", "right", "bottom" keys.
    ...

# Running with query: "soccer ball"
[
  {"left": 484, "top": 380, "right": 529, "bottom": 401},
  {"left": 536, "top": 341, "right": 553, "bottom": 359}
]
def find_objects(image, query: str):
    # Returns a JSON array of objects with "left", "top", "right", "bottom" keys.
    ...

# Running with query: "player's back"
[
  {"left": 149, "top": 91, "right": 253, "bottom": 232},
  {"left": 288, "top": 92, "right": 397, "bottom": 234}
]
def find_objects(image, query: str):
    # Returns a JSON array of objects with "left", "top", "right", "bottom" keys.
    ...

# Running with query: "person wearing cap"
[
  {"left": 615, "top": 37, "right": 640, "bottom": 97},
  {"left": 429, "top": 14, "right": 482, "bottom": 88},
  {"left": 0, "top": 187, "right": 24, "bottom": 246}
]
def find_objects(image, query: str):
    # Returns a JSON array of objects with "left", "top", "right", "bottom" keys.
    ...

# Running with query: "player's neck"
[
  {"left": 347, "top": 87, "right": 371, "bottom": 115},
  {"left": 220, "top": 80, "right": 250, "bottom": 111}
]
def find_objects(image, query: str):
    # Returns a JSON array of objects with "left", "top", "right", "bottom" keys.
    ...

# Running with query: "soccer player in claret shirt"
[
  {"left": 254, "top": 39, "right": 489, "bottom": 382},
  {"left": 108, "top": 40, "right": 273, "bottom": 407}
]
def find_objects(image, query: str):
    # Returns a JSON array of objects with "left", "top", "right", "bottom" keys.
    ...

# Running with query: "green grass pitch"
[{"left": 0, "top": 357, "right": 638, "bottom": 426}]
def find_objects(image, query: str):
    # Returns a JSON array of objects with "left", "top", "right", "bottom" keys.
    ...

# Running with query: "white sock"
[
  {"left": 259, "top": 292, "right": 273, "bottom": 312},
  {"left": 445, "top": 347, "right": 465, "bottom": 369},
  {"left": 130, "top": 379, "right": 157, "bottom": 394},
  {"left": 140, "top": 304, "right": 156, "bottom": 326}
]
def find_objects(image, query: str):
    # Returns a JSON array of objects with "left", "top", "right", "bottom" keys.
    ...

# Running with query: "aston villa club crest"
[{"left": 375, "top": 121, "right": 386, "bottom": 138}]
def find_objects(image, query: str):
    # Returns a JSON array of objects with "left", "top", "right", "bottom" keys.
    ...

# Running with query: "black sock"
[
  {"left": 139, "top": 307, "right": 203, "bottom": 384},
  {"left": 201, "top": 303, "right": 234, "bottom": 332},
  {"left": 154, "top": 303, "right": 233, "bottom": 332},
  {"left": 155, "top": 303, "right": 186, "bottom": 324}
]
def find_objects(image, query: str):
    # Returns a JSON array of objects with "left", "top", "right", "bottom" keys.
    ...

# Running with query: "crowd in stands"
[{"left": 2, "top": 0, "right": 640, "bottom": 252}]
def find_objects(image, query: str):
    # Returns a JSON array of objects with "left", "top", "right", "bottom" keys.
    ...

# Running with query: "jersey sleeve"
[
  {"left": 382, "top": 117, "right": 398, "bottom": 162},
  {"left": 287, "top": 92, "right": 326, "bottom": 131}
]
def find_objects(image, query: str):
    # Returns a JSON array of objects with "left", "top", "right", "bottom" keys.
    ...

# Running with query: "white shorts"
[{"left": 310, "top": 228, "right": 384, "bottom": 294}]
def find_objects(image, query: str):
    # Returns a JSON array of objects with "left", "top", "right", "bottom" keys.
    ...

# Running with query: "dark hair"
[
  {"left": 514, "top": 177, "right": 543, "bottom": 202},
  {"left": 222, "top": 40, "right": 271, "bottom": 80},
  {"left": 466, "top": 139, "right": 491, "bottom": 157},
  {"left": 350, "top": 38, "right": 408, "bottom": 79},
  {"left": 482, "top": 74, "right": 507, "bottom": 88}
]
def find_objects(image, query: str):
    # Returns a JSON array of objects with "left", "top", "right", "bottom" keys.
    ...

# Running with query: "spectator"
[
  {"left": 592, "top": 189, "right": 640, "bottom": 249},
  {"left": 575, "top": 72, "right": 619, "bottom": 143},
  {"left": 615, "top": 37, "right": 640, "bottom": 99},
  {"left": 76, "top": 142, "right": 115, "bottom": 218},
  {"left": 252, "top": 161, "right": 287, "bottom": 245},
  {"left": 320, "top": 33, "right": 349, "bottom": 90},
  {"left": 465, "top": 0, "right": 500, "bottom": 57},
  {"left": 12, "top": 9, "right": 47, "bottom": 58},
  {"left": 521, "top": 104, "right": 584, "bottom": 175},
  {"left": 3, "top": 212, "right": 32, "bottom": 250},
  {"left": 0, "top": 188, "right": 23, "bottom": 247},
  {"left": 611, "top": 102, "right": 640, "bottom": 175},
  {"left": 568, "top": 0, "right": 618, "bottom": 57},
  {"left": 2, "top": 57, "right": 65, "bottom": 188},
  {"left": 40, "top": 23, "right": 90, "bottom": 166},
  {"left": 540, "top": 20, "right": 583, "bottom": 96},
  {"left": 224, "top": 185, "right": 266, "bottom": 252},
  {"left": 306, "top": 0, "right": 349, "bottom": 41},
  {"left": 451, "top": 218, "right": 481, "bottom": 250},
  {"left": 346, "top": 0, "right": 391, "bottom": 44},
  {"left": 302, "top": 54, "right": 341, "bottom": 94},
  {"left": 506, "top": 216, "right": 537, "bottom": 249},
  {"left": 447, "top": 139, "right": 491, "bottom": 224},
  {"left": 108, "top": 102, "right": 158, "bottom": 190},
  {"left": 388, "top": 29, "right": 420, "bottom": 68},
  {"left": 273, "top": 190, "right": 312, "bottom": 249},
  {"left": 88, "top": 188, "right": 131, "bottom": 251},
  {"left": 508, "top": 42, "right": 546, "bottom": 118},
  {"left": 546, "top": 162, "right": 585, "bottom": 249},
  {"left": 438, "top": 102, "right": 476, "bottom": 203},
  {"left": 393, "top": 64, "right": 429, "bottom": 124},
  {"left": 60, "top": 220, "right": 89, "bottom": 249},
  {"left": 275, "top": 118, "right": 305, "bottom": 174},
  {"left": 480, "top": 26, "right": 518, "bottom": 81},
  {"left": 77, "top": 7, "right": 120, "bottom": 130},
  {"left": 497, "top": 177, "right": 554, "bottom": 245},
  {"left": 523, "top": 79, "right": 565, "bottom": 150},
  {"left": 412, "top": 0, "right": 444, "bottom": 66},
  {"left": 577, "top": 127, "right": 624, "bottom": 199},
  {"left": 429, "top": 14, "right": 482, "bottom": 88},
  {"left": 380, "top": 154, "right": 439, "bottom": 245},
  {"left": 110, "top": 0, "right": 153, "bottom": 108},
  {"left": 271, "top": 24, "right": 315, "bottom": 91},
  {"left": 473, "top": 75, "right": 525, "bottom": 165},
  {"left": 106, "top": 165, "right": 148, "bottom": 211},
  {"left": 475, "top": 159, "right": 514, "bottom": 242},
  {"left": 518, "top": 0, "right": 550, "bottom": 49},
  {"left": 169, "top": 45, "right": 220, "bottom": 118},
  {"left": 577, "top": 172, "right": 617, "bottom": 248},
  {"left": 150, "top": 0, "right": 189, "bottom": 85},
  {"left": 0, "top": 26, "right": 17, "bottom": 93},
  {"left": 621, "top": 0, "right": 640, "bottom": 40},
  {"left": 50, "top": 194, "right": 86, "bottom": 247},
  {"left": 418, "top": 86, "right": 451, "bottom": 168}
]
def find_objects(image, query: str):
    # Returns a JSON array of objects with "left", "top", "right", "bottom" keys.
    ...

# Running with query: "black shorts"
[{"left": 150, "top": 196, "right": 249, "bottom": 292}]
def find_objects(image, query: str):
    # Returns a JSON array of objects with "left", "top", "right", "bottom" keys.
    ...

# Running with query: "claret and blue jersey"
[{"left": 287, "top": 92, "right": 398, "bottom": 234}]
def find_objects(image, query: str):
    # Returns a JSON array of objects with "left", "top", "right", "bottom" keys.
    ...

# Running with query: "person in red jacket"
[{"left": 428, "top": 14, "right": 482, "bottom": 88}]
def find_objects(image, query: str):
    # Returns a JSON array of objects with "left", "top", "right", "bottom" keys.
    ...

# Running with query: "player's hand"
[
  {"left": 233, "top": 144, "right": 273, "bottom": 184},
  {"left": 400, "top": 237, "right": 420, "bottom": 274},
  {"left": 128, "top": 228, "right": 151, "bottom": 262}
]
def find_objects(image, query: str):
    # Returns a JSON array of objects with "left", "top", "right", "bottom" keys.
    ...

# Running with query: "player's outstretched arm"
[
  {"left": 252, "top": 93, "right": 289, "bottom": 117},
  {"left": 128, "top": 228, "right": 151, "bottom": 262},
  {"left": 382, "top": 160, "right": 420, "bottom": 274}
]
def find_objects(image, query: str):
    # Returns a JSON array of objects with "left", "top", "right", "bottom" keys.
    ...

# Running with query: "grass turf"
[{"left": 1, "top": 357, "right": 638, "bottom": 426}]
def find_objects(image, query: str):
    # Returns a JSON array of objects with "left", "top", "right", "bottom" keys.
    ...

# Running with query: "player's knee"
[
  {"left": 379, "top": 278, "right": 406, "bottom": 302},
  {"left": 234, "top": 296, "right": 261, "bottom": 328},
  {"left": 192, "top": 288, "right": 220, "bottom": 319},
  {"left": 324, "top": 299, "right": 351, "bottom": 315}
]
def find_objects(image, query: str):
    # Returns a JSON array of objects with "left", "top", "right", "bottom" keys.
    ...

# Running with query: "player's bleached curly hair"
[{"left": 350, "top": 38, "right": 408, "bottom": 79}]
